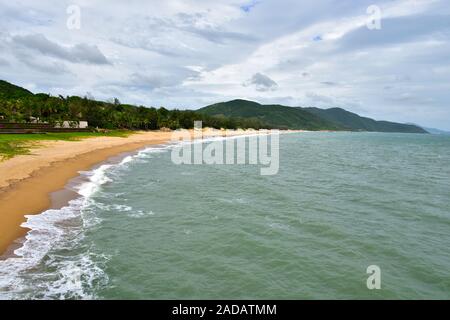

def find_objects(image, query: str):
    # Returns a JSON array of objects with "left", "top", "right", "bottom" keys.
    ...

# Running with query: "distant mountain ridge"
[
  {"left": 304, "top": 107, "right": 427, "bottom": 133},
  {"left": 199, "top": 99, "right": 428, "bottom": 133},
  {"left": 197, "top": 99, "right": 342, "bottom": 131},
  {"left": 421, "top": 127, "right": 450, "bottom": 135}
]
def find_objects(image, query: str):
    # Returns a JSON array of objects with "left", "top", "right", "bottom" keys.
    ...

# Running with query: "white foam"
[
  {"left": 119, "top": 155, "right": 134, "bottom": 165},
  {"left": 77, "top": 164, "right": 113, "bottom": 198},
  {"left": 111, "top": 204, "right": 133, "bottom": 212},
  {"left": 0, "top": 190, "right": 112, "bottom": 298},
  {"left": 127, "top": 210, "right": 155, "bottom": 218}
]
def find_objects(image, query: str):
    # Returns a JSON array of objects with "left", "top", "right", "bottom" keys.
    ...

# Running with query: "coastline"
[
  {"left": 0, "top": 128, "right": 274, "bottom": 256},
  {"left": 0, "top": 131, "right": 175, "bottom": 255}
]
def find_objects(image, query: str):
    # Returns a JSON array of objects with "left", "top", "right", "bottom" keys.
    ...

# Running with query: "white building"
[{"left": 55, "top": 121, "right": 89, "bottom": 129}]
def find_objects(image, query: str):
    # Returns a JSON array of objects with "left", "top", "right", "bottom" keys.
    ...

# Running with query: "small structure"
[{"left": 55, "top": 121, "right": 89, "bottom": 129}]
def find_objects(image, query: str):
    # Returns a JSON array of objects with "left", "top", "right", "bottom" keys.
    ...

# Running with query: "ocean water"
[{"left": 0, "top": 132, "right": 449, "bottom": 299}]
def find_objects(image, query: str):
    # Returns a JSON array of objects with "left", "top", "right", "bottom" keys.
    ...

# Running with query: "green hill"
[
  {"left": 199, "top": 99, "right": 428, "bottom": 133},
  {"left": 198, "top": 99, "right": 342, "bottom": 130},
  {"left": 304, "top": 107, "right": 427, "bottom": 133},
  {"left": 0, "top": 80, "right": 33, "bottom": 99}
]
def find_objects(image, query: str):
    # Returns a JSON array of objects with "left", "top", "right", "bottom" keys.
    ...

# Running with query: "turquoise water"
[{"left": 1, "top": 132, "right": 449, "bottom": 299}]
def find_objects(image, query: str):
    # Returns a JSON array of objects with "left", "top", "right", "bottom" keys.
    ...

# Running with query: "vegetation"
[
  {"left": 304, "top": 107, "right": 427, "bottom": 133},
  {"left": 199, "top": 99, "right": 428, "bottom": 133},
  {"left": 0, "top": 131, "right": 130, "bottom": 160},
  {"left": 0, "top": 81, "right": 271, "bottom": 160},
  {"left": 198, "top": 99, "right": 343, "bottom": 130},
  {"left": 0, "top": 81, "right": 268, "bottom": 131}
]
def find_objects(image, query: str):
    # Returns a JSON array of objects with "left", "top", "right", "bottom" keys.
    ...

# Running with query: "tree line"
[{"left": 0, "top": 93, "right": 270, "bottom": 130}]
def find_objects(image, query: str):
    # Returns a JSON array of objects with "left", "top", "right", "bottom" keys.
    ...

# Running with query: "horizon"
[{"left": 1, "top": 1, "right": 449, "bottom": 130}]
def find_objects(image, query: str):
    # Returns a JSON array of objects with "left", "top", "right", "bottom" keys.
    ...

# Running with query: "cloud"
[
  {"left": 12, "top": 34, "right": 110, "bottom": 65},
  {"left": 336, "top": 15, "right": 450, "bottom": 52},
  {"left": 313, "top": 35, "right": 322, "bottom": 42},
  {"left": 0, "top": 57, "right": 9, "bottom": 66},
  {"left": 128, "top": 72, "right": 183, "bottom": 91},
  {"left": 305, "top": 92, "right": 335, "bottom": 105},
  {"left": 320, "top": 81, "right": 339, "bottom": 86},
  {"left": 184, "top": 26, "right": 257, "bottom": 44},
  {"left": 16, "top": 52, "right": 71, "bottom": 74},
  {"left": 176, "top": 12, "right": 257, "bottom": 44},
  {"left": 243, "top": 73, "right": 278, "bottom": 92},
  {"left": 241, "top": 0, "right": 260, "bottom": 13}
]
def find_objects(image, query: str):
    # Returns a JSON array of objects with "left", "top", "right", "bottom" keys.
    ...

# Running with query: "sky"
[{"left": 1, "top": 0, "right": 449, "bottom": 129}]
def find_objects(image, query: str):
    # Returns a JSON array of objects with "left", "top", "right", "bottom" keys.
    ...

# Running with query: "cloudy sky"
[{"left": 1, "top": 0, "right": 449, "bottom": 129}]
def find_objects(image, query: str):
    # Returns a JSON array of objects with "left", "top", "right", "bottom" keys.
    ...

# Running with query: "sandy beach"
[
  {"left": 0, "top": 131, "right": 173, "bottom": 255},
  {"left": 0, "top": 129, "right": 262, "bottom": 256}
]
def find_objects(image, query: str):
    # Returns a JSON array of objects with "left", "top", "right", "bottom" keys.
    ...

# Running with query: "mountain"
[
  {"left": 0, "top": 80, "right": 33, "bottom": 99},
  {"left": 304, "top": 107, "right": 428, "bottom": 133},
  {"left": 198, "top": 99, "right": 343, "bottom": 130},
  {"left": 421, "top": 127, "right": 450, "bottom": 135},
  {"left": 198, "top": 99, "right": 427, "bottom": 133}
]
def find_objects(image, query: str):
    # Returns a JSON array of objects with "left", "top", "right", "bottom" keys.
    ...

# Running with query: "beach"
[
  {"left": 0, "top": 132, "right": 449, "bottom": 299},
  {"left": 0, "top": 129, "right": 259, "bottom": 256},
  {"left": 0, "top": 131, "right": 171, "bottom": 255}
]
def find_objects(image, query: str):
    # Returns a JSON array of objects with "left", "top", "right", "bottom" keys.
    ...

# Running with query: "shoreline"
[
  {"left": 0, "top": 128, "right": 282, "bottom": 256},
  {"left": 0, "top": 131, "right": 174, "bottom": 255}
]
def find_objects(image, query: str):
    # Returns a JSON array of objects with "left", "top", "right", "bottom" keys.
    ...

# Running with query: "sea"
[{"left": 0, "top": 132, "right": 449, "bottom": 299}]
